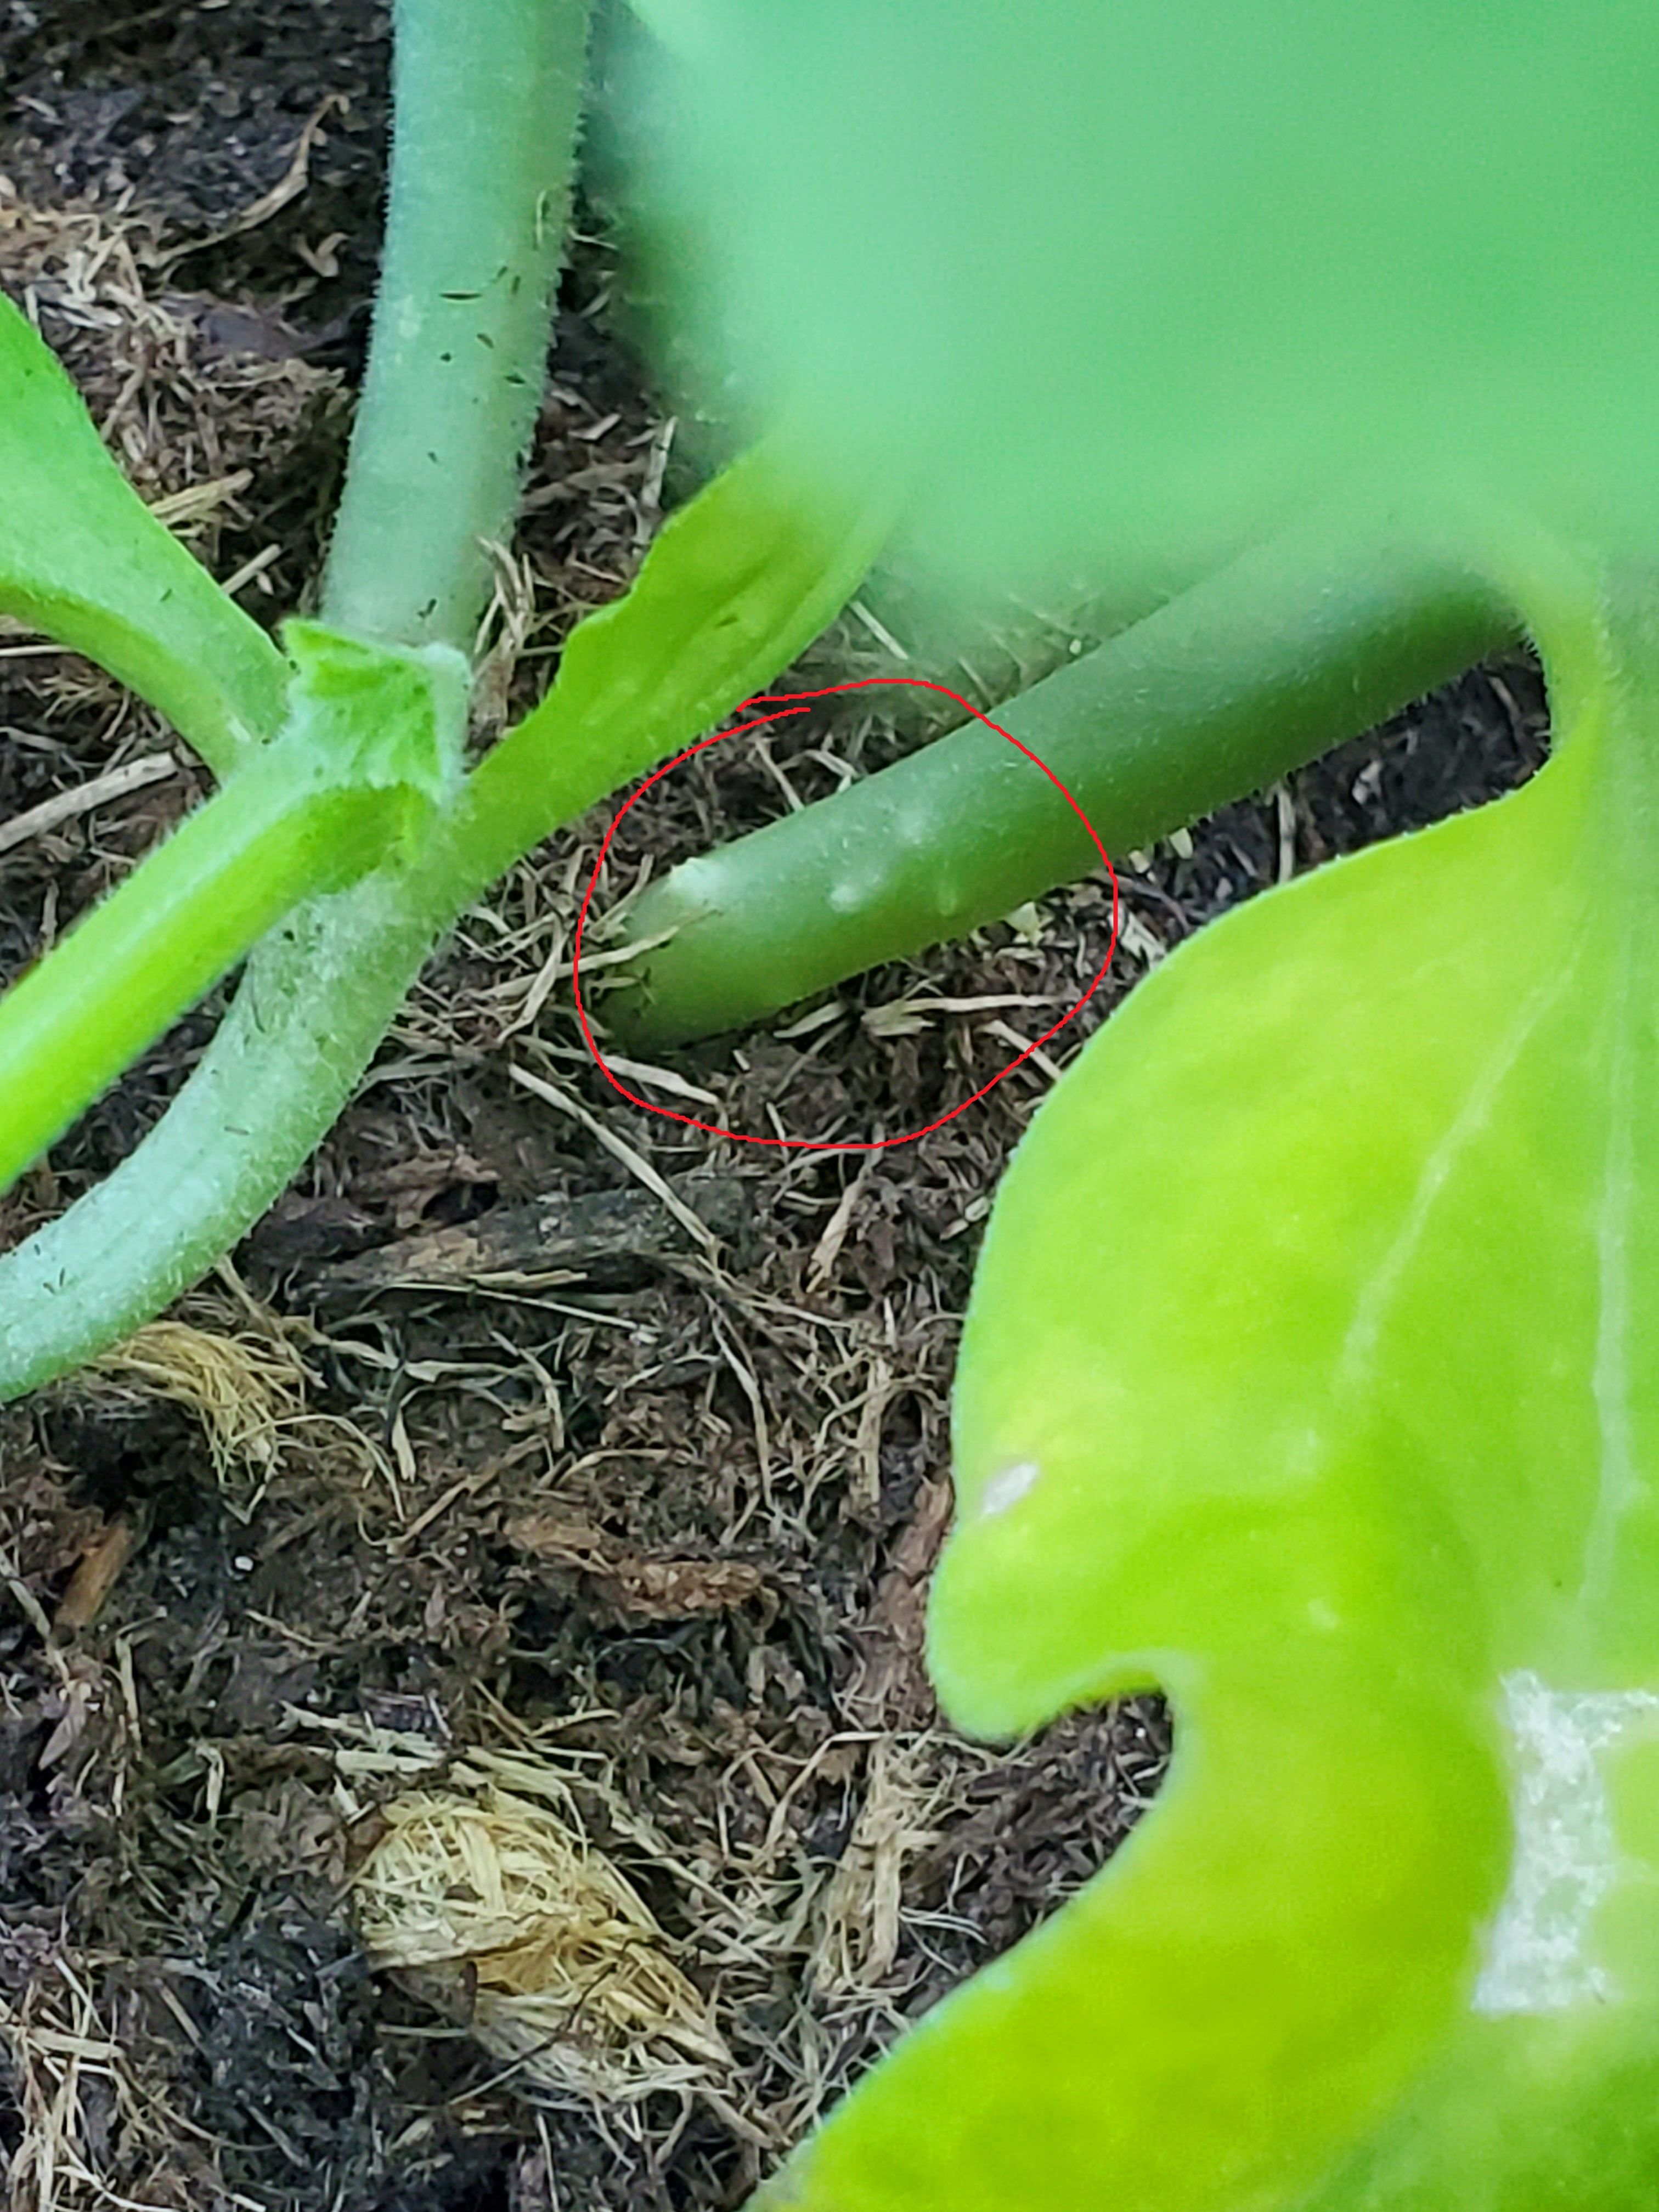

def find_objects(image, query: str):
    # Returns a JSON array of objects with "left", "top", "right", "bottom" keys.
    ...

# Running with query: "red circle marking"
[{"left": 572, "top": 677, "right": 1121, "bottom": 1153}]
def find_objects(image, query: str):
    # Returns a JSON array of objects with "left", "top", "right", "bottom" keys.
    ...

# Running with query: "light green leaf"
[
  {"left": 459, "top": 431, "right": 893, "bottom": 877},
  {"left": 0, "top": 290, "right": 286, "bottom": 772},
  {"left": 753, "top": 591, "right": 1659, "bottom": 2208},
  {"left": 281, "top": 620, "right": 469, "bottom": 810}
]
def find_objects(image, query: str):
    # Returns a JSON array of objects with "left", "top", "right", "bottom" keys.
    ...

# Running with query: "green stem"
[
  {"left": 0, "top": 748, "right": 407, "bottom": 1199},
  {"left": 0, "top": 448, "right": 884, "bottom": 1400},
  {"left": 604, "top": 525, "right": 1523, "bottom": 1047},
  {"left": 0, "top": 0, "right": 594, "bottom": 1395},
  {"left": 0, "top": 0, "right": 582, "bottom": 1166},
  {"left": 0, "top": 882, "right": 439, "bottom": 1393},
  {"left": 321, "top": 0, "right": 590, "bottom": 651},
  {"left": 0, "top": 621, "right": 465, "bottom": 1201}
]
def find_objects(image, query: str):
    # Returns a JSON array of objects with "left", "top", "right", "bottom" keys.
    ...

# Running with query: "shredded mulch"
[{"left": 0, "top": 6, "right": 1550, "bottom": 2209}]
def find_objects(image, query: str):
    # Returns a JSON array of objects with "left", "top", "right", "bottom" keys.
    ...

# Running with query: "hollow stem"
[
  {"left": 321, "top": 0, "right": 591, "bottom": 651},
  {"left": 0, "top": 447, "right": 884, "bottom": 1399},
  {"left": 604, "top": 525, "right": 1522, "bottom": 1047},
  {"left": 0, "top": 746, "right": 407, "bottom": 1199}
]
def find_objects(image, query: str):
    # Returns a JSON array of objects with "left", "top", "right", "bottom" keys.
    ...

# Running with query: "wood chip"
[
  {"left": 54, "top": 1513, "right": 144, "bottom": 1632},
  {"left": 0, "top": 751, "right": 179, "bottom": 858},
  {"left": 507, "top": 1513, "right": 763, "bottom": 1621},
  {"left": 307, "top": 1177, "right": 744, "bottom": 1295}
]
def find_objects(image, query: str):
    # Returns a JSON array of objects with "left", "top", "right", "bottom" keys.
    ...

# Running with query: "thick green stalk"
[
  {"left": 0, "top": 0, "right": 594, "bottom": 1395},
  {"left": 321, "top": 0, "right": 588, "bottom": 650},
  {"left": 604, "top": 527, "right": 1522, "bottom": 1047},
  {"left": 0, "top": 750, "right": 404, "bottom": 1198},
  {"left": 0, "top": 622, "right": 466, "bottom": 1204},
  {"left": 0, "top": 450, "right": 885, "bottom": 1398},
  {"left": 0, "top": 881, "right": 441, "bottom": 1393}
]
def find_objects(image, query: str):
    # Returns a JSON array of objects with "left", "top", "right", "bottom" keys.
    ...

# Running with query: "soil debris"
[{"left": 354, "top": 1747, "right": 732, "bottom": 2107}]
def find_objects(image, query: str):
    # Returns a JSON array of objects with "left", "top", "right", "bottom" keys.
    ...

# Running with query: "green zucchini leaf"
[{"left": 753, "top": 595, "right": 1659, "bottom": 2208}]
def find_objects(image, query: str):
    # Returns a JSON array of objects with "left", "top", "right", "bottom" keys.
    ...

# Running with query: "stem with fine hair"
[
  {"left": 321, "top": 0, "right": 588, "bottom": 652},
  {"left": 602, "top": 526, "right": 1522, "bottom": 1048},
  {"left": 0, "top": 441, "right": 887, "bottom": 1399},
  {"left": 0, "top": 753, "right": 407, "bottom": 1198},
  {"left": 0, "top": 0, "right": 594, "bottom": 1392}
]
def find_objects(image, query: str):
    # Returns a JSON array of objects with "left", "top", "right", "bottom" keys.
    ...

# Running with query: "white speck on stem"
[{"left": 980, "top": 1460, "right": 1040, "bottom": 1519}]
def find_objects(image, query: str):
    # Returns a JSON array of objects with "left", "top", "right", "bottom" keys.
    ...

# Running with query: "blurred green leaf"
[{"left": 621, "top": 3, "right": 1659, "bottom": 594}]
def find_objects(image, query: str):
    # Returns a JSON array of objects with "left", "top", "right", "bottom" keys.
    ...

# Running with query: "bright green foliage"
[
  {"left": 0, "top": 292, "right": 286, "bottom": 773},
  {"left": 280, "top": 620, "right": 470, "bottom": 815},
  {"left": 755, "top": 584, "right": 1659, "bottom": 2210},
  {"left": 464, "top": 430, "right": 892, "bottom": 875},
  {"left": 0, "top": 425, "right": 885, "bottom": 1395},
  {"left": 16, "top": 7, "right": 1659, "bottom": 2199},
  {"left": 613, "top": 8, "right": 1659, "bottom": 2205},
  {"left": 0, "top": 624, "right": 468, "bottom": 1198},
  {"left": 621, "top": 2, "right": 1659, "bottom": 600}
]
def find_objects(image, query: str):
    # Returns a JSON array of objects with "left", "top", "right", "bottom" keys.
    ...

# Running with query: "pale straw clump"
[{"left": 352, "top": 1750, "right": 731, "bottom": 2102}]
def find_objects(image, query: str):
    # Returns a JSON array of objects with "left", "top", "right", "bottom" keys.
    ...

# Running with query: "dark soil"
[{"left": 0, "top": 7, "right": 1551, "bottom": 2211}]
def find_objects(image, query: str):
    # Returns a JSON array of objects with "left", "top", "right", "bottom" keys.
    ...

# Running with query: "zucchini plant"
[
  {"left": 0, "top": 0, "right": 885, "bottom": 1396},
  {"left": 6, "top": 2, "right": 1659, "bottom": 2209},
  {"left": 600, "top": 6, "right": 1659, "bottom": 2210}
]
